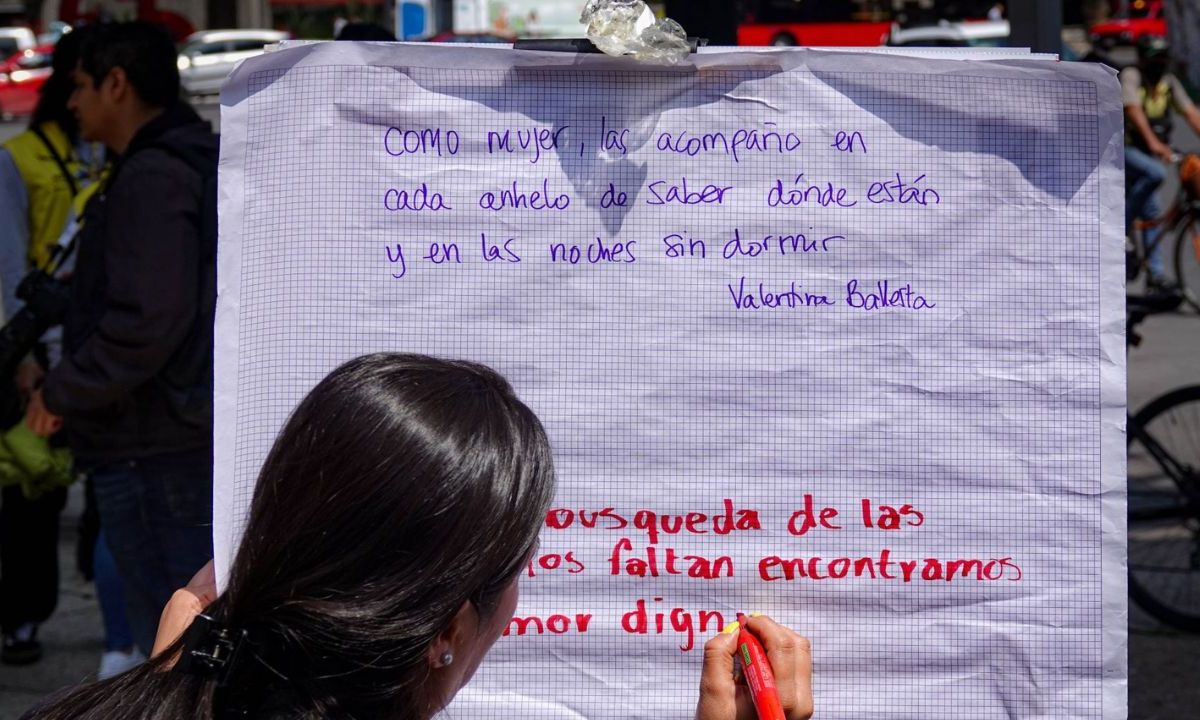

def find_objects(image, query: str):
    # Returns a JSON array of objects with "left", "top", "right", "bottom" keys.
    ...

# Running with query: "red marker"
[{"left": 735, "top": 613, "right": 786, "bottom": 720}]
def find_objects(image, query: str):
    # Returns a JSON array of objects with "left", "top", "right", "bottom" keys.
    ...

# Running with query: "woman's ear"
[
  {"left": 425, "top": 601, "right": 480, "bottom": 713},
  {"left": 427, "top": 601, "right": 478, "bottom": 670}
]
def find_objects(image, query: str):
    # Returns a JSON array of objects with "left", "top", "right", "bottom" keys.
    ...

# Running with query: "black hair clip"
[{"left": 175, "top": 614, "right": 249, "bottom": 687}]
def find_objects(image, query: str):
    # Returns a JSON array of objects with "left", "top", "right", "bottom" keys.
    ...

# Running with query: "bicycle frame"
[
  {"left": 1129, "top": 153, "right": 1200, "bottom": 286},
  {"left": 1133, "top": 186, "right": 1188, "bottom": 258}
]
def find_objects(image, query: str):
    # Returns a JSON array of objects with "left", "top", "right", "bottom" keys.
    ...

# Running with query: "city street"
[
  {"left": 1126, "top": 310, "right": 1200, "bottom": 720},
  {"left": 1, "top": 80, "right": 1199, "bottom": 720}
]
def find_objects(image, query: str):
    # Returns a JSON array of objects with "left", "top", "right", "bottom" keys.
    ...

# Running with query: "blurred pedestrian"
[
  {"left": 1122, "top": 35, "right": 1200, "bottom": 287},
  {"left": 0, "top": 27, "right": 102, "bottom": 667},
  {"left": 25, "top": 21, "right": 218, "bottom": 657}
]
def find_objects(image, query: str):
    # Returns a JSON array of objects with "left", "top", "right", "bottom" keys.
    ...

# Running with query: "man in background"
[{"left": 26, "top": 21, "right": 218, "bottom": 655}]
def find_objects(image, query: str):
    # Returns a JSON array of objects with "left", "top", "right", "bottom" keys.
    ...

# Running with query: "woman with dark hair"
[
  {"left": 0, "top": 28, "right": 103, "bottom": 301},
  {"left": 23, "top": 353, "right": 813, "bottom": 720}
]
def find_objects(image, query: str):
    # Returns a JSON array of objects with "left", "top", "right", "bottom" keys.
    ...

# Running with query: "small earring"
[{"left": 440, "top": 652, "right": 454, "bottom": 667}]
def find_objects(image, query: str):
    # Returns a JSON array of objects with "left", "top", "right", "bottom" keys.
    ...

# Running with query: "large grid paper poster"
[{"left": 215, "top": 44, "right": 1126, "bottom": 719}]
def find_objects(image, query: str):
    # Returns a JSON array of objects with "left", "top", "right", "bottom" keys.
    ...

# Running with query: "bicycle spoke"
[{"left": 1128, "top": 386, "right": 1200, "bottom": 629}]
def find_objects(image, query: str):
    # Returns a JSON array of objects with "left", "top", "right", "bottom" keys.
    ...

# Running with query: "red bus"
[{"left": 737, "top": 0, "right": 892, "bottom": 47}]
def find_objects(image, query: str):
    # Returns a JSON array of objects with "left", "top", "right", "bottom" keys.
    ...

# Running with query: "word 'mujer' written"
[{"left": 382, "top": 123, "right": 865, "bottom": 165}]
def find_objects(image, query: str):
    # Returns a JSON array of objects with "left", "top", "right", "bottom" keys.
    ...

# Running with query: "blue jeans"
[
  {"left": 90, "top": 448, "right": 213, "bottom": 655},
  {"left": 1126, "top": 146, "right": 1168, "bottom": 277},
  {"left": 94, "top": 531, "right": 134, "bottom": 652}
]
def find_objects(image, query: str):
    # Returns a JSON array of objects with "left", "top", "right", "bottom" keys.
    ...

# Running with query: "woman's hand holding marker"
[{"left": 696, "top": 614, "right": 813, "bottom": 720}]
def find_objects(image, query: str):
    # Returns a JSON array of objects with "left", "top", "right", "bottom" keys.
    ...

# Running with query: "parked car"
[
  {"left": 177, "top": 29, "right": 289, "bottom": 95},
  {"left": 1089, "top": 0, "right": 1166, "bottom": 49},
  {"left": 0, "top": 43, "right": 54, "bottom": 121},
  {"left": 427, "top": 31, "right": 513, "bottom": 43},
  {"left": 888, "top": 20, "right": 1010, "bottom": 48},
  {"left": 0, "top": 27, "right": 36, "bottom": 61}
]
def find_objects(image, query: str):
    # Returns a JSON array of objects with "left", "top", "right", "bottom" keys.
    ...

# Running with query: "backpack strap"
[
  {"left": 137, "top": 140, "right": 218, "bottom": 265},
  {"left": 31, "top": 125, "right": 78, "bottom": 197}
]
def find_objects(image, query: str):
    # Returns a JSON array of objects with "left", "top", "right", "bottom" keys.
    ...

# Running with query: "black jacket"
[{"left": 43, "top": 103, "right": 218, "bottom": 465}]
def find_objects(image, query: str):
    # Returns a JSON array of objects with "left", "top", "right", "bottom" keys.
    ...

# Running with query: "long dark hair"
[
  {"left": 27, "top": 354, "right": 556, "bottom": 720},
  {"left": 30, "top": 27, "right": 88, "bottom": 138}
]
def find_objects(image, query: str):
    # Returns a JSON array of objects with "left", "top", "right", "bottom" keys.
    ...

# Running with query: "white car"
[
  {"left": 0, "top": 27, "right": 36, "bottom": 60},
  {"left": 888, "top": 20, "right": 1010, "bottom": 48},
  {"left": 177, "top": 29, "right": 289, "bottom": 95}
]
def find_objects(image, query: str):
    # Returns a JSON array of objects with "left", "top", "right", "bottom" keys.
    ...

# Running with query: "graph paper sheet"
[{"left": 215, "top": 43, "right": 1126, "bottom": 719}]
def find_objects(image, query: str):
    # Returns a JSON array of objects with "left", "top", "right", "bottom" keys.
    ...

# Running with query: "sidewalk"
[{"left": 1131, "top": 617, "right": 1200, "bottom": 719}]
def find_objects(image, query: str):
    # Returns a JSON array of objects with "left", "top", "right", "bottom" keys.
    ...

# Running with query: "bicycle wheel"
[
  {"left": 1172, "top": 214, "right": 1200, "bottom": 312},
  {"left": 1128, "top": 385, "right": 1200, "bottom": 631}
]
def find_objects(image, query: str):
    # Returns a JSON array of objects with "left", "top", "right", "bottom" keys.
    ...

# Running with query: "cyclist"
[{"left": 1121, "top": 35, "right": 1200, "bottom": 287}]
